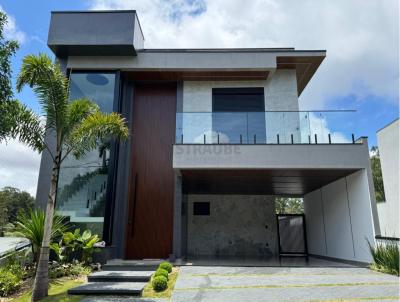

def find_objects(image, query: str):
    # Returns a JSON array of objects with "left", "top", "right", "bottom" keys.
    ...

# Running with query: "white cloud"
[
  {"left": 0, "top": 140, "right": 40, "bottom": 196},
  {"left": 309, "top": 113, "right": 351, "bottom": 144},
  {"left": 0, "top": 5, "right": 26, "bottom": 44},
  {"left": 89, "top": 0, "right": 399, "bottom": 109}
]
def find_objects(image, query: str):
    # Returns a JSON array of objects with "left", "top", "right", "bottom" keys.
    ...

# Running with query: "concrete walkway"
[{"left": 172, "top": 266, "right": 400, "bottom": 302}]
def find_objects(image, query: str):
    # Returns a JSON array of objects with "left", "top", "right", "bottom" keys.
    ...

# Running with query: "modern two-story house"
[{"left": 36, "top": 10, "right": 380, "bottom": 264}]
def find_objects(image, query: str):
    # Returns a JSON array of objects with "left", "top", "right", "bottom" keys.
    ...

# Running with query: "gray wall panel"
[
  {"left": 48, "top": 11, "right": 143, "bottom": 56},
  {"left": 111, "top": 80, "right": 134, "bottom": 258},
  {"left": 186, "top": 194, "right": 277, "bottom": 257}
]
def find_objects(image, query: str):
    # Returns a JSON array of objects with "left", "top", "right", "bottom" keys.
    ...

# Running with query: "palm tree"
[{"left": 13, "top": 53, "right": 129, "bottom": 301}]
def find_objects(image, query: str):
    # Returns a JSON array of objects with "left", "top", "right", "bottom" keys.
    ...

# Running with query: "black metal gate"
[{"left": 276, "top": 214, "right": 308, "bottom": 257}]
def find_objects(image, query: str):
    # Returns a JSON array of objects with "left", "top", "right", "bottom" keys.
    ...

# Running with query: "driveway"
[{"left": 172, "top": 266, "right": 399, "bottom": 302}]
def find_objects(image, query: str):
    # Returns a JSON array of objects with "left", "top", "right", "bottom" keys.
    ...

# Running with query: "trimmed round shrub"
[
  {"left": 154, "top": 268, "right": 169, "bottom": 280},
  {"left": 159, "top": 261, "right": 173, "bottom": 273},
  {"left": 152, "top": 276, "right": 168, "bottom": 292}
]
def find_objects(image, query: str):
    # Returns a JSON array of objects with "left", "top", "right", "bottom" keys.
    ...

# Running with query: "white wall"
[
  {"left": 303, "top": 189, "right": 327, "bottom": 255},
  {"left": 304, "top": 169, "right": 376, "bottom": 263},
  {"left": 377, "top": 119, "right": 400, "bottom": 237},
  {"left": 182, "top": 70, "right": 298, "bottom": 112},
  {"left": 264, "top": 70, "right": 298, "bottom": 111},
  {"left": 346, "top": 170, "right": 377, "bottom": 260}
]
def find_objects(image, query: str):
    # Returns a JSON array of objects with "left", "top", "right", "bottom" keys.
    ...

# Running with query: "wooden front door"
[{"left": 125, "top": 83, "right": 176, "bottom": 259}]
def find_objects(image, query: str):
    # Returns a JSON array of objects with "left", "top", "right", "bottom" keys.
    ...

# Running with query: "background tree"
[
  {"left": 13, "top": 53, "right": 128, "bottom": 301},
  {"left": 370, "top": 146, "right": 386, "bottom": 202},
  {"left": 275, "top": 197, "right": 304, "bottom": 214},
  {"left": 0, "top": 12, "right": 21, "bottom": 141},
  {"left": 0, "top": 186, "right": 34, "bottom": 235}
]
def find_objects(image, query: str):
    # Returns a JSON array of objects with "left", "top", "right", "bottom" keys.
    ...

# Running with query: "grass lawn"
[
  {"left": 11, "top": 277, "right": 86, "bottom": 302},
  {"left": 142, "top": 267, "right": 179, "bottom": 298}
]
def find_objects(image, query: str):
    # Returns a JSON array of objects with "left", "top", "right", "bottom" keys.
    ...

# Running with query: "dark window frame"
[{"left": 193, "top": 202, "right": 210, "bottom": 216}]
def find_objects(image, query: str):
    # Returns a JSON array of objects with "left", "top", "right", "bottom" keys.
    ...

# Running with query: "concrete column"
[{"left": 172, "top": 174, "right": 183, "bottom": 259}]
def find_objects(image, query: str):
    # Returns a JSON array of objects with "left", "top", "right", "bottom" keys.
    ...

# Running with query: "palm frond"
[
  {"left": 68, "top": 111, "right": 129, "bottom": 159},
  {"left": 16, "top": 53, "right": 69, "bottom": 134},
  {"left": 62, "top": 98, "right": 99, "bottom": 140},
  {"left": 9, "top": 101, "right": 46, "bottom": 152},
  {"left": 14, "top": 209, "right": 69, "bottom": 259}
]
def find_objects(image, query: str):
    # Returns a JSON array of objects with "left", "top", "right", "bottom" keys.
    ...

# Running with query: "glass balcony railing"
[{"left": 175, "top": 111, "right": 357, "bottom": 144}]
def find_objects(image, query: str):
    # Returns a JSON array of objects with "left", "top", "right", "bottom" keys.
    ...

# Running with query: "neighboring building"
[
  {"left": 376, "top": 119, "right": 400, "bottom": 238},
  {"left": 36, "top": 10, "right": 380, "bottom": 264}
]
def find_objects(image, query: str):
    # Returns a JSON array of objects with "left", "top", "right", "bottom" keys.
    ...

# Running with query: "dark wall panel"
[{"left": 125, "top": 83, "right": 176, "bottom": 259}]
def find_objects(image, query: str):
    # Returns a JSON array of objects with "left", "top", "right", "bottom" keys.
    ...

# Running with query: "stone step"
[
  {"left": 102, "top": 259, "right": 162, "bottom": 271},
  {"left": 68, "top": 282, "right": 147, "bottom": 296},
  {"left": 88, "top": 271, "right": 153, "bottom": 282}
]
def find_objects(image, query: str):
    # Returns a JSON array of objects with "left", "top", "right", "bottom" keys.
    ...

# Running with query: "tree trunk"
[{"left": 31, "top": 152, "right": 60, "bottom": 302}]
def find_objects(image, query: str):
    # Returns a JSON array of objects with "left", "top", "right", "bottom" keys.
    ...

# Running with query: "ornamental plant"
[
  {"left": 159, "top": 261, "right": 173, "bottom": 273},
  {"left": 152, "top": 276, "right": 168, "bottom": 292},
  {"left": 154, "top": 268, "right": 169, "bottom": 280}
]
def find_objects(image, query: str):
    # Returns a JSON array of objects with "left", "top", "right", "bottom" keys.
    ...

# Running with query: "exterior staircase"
[
  {"left": 68, "top": 259, "right": 162, "bottom": 296},
  {"left": 59, "top": 174, "right": 108, "bottom": 221}
]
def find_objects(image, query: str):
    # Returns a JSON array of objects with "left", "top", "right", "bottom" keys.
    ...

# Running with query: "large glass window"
[
  {"left": 56, "top": 72, "right": 117, "bottom": 237},
  {"left": 212, "top": 88, "right": 266, "bottom": 143}
]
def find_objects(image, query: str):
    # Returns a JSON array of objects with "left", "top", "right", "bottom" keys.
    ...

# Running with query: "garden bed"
[
  {"left": 142, "top": 266, "right": 180, "bottom": 298},
  {"left": 3, "top": 276, "right": 86, "bottom": 302}
]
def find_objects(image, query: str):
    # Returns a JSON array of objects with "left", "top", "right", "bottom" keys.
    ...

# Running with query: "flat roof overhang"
[
  {"left": 173, "top": 142, "right": 371, "bottom": 196},
  {"left": 66, "top": 50, "right": 325, "bottom": 96},
  {"left": 48, "top": 11, "right": 325, "bottom": 95},
  {"left": 121, "top": 70, "right": 270, "bottom": 81},
  {"left": 180, "top": 168, "right": 359, "bottom": 196}
]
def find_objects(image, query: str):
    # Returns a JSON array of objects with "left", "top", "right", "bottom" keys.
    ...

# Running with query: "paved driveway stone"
[
  {"left": 80, "top": 298, "right": 169, "bottom": 302},
  {"left": 172, "top": 266, "right": 400, "bottom": 302}
]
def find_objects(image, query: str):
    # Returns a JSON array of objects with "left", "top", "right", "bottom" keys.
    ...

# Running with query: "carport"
[{"left": 172, "top": 141, "right": 379, "bottom": 264}]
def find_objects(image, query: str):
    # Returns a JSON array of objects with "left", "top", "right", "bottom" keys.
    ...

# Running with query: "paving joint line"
[
  {"left": 174, "top": 281, "right": 399, "bottom": 292},
  {"left": 307, "top": 296, "right": 400, "bottom": 302},
  {"left": 183, "top": 272, "right": 384, "bottom": 278}
]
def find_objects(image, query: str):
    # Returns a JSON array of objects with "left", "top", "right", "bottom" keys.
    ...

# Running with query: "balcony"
[
  {"left": 175, "top": 111, "right": 357, "bottom": 145},
  {"left": 173, "top": 110, "right": 371, "bottom": 176}
]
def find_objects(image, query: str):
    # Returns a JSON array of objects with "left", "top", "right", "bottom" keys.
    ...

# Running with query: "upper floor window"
[
  {"left": 212, "top": 88, "right": 266, "bottom": 143},
  {"left": 212, "top": 88, "right": 265, "bottom": 112}
]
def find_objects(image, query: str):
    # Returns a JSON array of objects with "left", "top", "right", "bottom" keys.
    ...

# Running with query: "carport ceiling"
[{"left": 181, "top": 168, "right": 359, "bottom": 196}]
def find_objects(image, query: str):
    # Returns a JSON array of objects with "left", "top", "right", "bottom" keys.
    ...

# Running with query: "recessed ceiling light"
[{"left": 86, "top": 74, "right": 109, "bottom": 86}]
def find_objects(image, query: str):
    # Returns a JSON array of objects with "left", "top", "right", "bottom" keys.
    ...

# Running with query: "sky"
[{"left": 0, "top": 0, "right": 399, "bottom": 196}]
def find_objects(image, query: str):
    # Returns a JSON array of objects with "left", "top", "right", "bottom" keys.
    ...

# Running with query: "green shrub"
[
  {"left": 159, "top": 261, "right": 172, "bottom": 273},
  {"left": 51, "top": 228, "right": 101, "bottom": 264},
  {"left": 369, "top": 241, "right": 399, "bottom": 275},
  {"left": 154, "top": 268, "right": 169, "bottom": 280},
  {"left": 3, "top": 253, "right": 25, "bottom": 280},
  {"left": 0, "top": 269, "right": 21, "bottom": 297},
  {"left": 49, "top": 261, "right": 92, "bottom": 279},
  {"left": 152, "top": 275, "right": 168, "bottom": 292}
]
